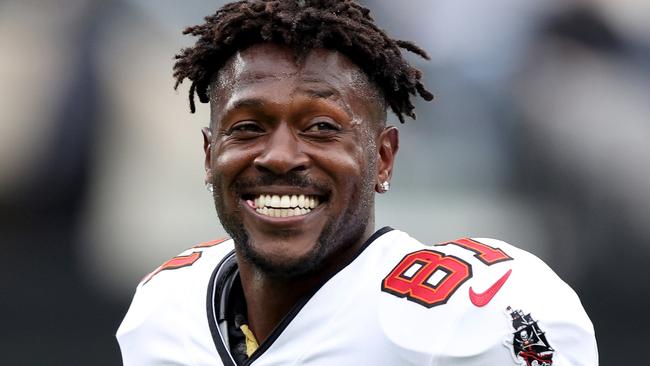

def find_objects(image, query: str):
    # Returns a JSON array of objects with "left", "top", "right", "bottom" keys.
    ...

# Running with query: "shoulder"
[
  {"left": 373, "top": 231, "right": 598, "bottom": 366},
  {"left": 130, "top": 237, "right": 234, "bottom": 299},
  {"left": 116, "top": 238, "right": 234, "bottom": 365},
  {"left": 140, "top": 238, "right": 234, "bottom": 286}
]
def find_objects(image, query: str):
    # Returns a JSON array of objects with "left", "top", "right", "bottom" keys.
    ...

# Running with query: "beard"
[{"left": 210, "top": 167, "right": 376, "bottom": 279}]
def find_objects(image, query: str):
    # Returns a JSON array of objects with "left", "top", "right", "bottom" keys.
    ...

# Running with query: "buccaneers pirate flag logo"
[{"left": 505, "top": 307, "right": 555, "bottom": 366}]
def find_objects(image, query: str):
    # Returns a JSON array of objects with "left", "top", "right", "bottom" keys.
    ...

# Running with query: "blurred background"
[{"left": 1, "top": 0, "right": 648, "bottom": 364}]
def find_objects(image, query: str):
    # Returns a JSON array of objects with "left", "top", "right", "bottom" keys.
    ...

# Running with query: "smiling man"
[
  {"left": 117, "top": 1, "right": 598, "bottom": 365},
  {"left": 206, "top": 43, "right": 388, "bottom": 282}
]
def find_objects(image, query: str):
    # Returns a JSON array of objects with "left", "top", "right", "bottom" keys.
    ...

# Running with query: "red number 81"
[{"left": 381, "top": 238, "right": 512, "bottom": 308}]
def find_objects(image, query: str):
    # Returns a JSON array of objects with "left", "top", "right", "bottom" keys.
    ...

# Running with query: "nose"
[{"left": 254, "top": 123, "right": 309, "bottom": 175}]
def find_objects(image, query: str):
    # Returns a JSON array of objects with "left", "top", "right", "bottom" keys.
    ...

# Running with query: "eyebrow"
[
  {"left": 215, "top": 98, "right": 267, "bottom": 127},
  {"left": 226, "top": 93, "right": 352, "bottom": 120},
  {"left": 228, "top": 98, "right": 265, "bottom": 111}
]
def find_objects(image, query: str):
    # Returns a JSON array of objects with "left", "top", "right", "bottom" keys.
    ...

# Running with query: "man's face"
[{"left": 204, "top": 43, "right": 396, "bottom": 277}]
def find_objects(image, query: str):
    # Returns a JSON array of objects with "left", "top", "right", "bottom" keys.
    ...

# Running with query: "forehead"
[{"left": 209, "top": 43, "right": 383, "bottom": 120}]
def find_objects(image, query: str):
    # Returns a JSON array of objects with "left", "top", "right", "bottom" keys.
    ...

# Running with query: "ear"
[
  {"left": 375, "top": 126, "right": 399, "bottom": 193},
  {"left": 201, "top": 127, "right": 213, "bottom": 184}
]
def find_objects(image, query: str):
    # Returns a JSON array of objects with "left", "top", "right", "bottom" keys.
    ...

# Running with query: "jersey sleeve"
[
  {"left": 377, "top": 234, "right": 598, "bottom": 366},
  {"left": 117, "top": 280, "right": 196, "bottom": 365},
  {"left": 436, "top": 238, "right": 598, "bottom": 366},
  {"left": 116, "top": 239, "right": 234, "bottom": 366}
]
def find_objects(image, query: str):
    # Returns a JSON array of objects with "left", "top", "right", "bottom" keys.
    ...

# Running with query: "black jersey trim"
[
  {"left": 206, "top": 249, "right": 238, "bottom": 366},
  {"left": 206, "top": 226, "right": 393, "bottom": 366}
]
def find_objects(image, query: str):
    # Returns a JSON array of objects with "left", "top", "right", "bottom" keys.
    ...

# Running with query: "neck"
[
  {"left": 235, "top": 223, "right": 376, "bottom": 344},
  {"left": 237, "top": 265, "right": 321, "bottom": 344}
]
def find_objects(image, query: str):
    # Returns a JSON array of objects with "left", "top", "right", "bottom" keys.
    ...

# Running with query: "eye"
[
  {"left": 227, "top": 121, "right": 264, "bottom": 135},
  {"left": 304, "top": 120, "right": 340, "bottom": 133}
]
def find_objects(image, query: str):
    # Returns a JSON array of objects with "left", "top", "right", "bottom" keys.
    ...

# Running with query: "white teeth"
[
  {"left": 252, "top": 193, "right": 321, "bottom": 210},
  {"left": 255, "top": 206, "right": 312, "bottom": 217},
  {"left": 308, "top": 197, "right": 318, "bottom": 208},
  {"left": 298, "top": 194, "right": 305, "bottom": 207}
]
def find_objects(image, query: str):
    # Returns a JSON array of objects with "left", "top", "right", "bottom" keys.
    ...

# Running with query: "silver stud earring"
[
  {"left": 205, "top": 182, "right": 214, "bottom": 193},
  {"left": 377, "top": 181, "right": 390, "bottom": 193}
]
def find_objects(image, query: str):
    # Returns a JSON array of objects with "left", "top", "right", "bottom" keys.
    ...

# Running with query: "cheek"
[
  {"left": 318, "top": 142, "right": 370, "bottom": 186},
  {"left": 212, "top": 145, "right": 256, "bottom": 182}
]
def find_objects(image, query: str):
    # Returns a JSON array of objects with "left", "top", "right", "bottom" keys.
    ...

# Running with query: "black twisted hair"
[{"left": 173, "top": 0, "right": 433, "bottom": 123}]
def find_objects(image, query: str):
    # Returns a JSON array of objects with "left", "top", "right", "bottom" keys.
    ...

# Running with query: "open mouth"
[{"left": 243, "top": 194, "right": 325, "bottom": 218}]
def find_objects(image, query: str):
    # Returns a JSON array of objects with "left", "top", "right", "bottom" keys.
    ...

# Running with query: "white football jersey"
[{"left": 117, "top": 227, "right": 598, "bottom": 365}]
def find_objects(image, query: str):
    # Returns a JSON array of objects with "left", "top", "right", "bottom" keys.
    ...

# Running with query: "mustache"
[{"left": 231, "top": 171, "right": 330, "bottom": 193}]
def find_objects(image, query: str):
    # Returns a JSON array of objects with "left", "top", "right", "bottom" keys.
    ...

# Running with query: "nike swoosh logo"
[{"left": 469, "top": 269, "right": 512, "bottom": 307}]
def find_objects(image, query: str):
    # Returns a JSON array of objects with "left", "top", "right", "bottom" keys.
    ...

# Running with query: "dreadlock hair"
[{"left": 173, "top": 0, "right": 433, "bottom": 123}]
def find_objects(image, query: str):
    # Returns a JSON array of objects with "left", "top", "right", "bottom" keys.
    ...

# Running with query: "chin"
[{"left": 241, "top": 238, "right": 327, "bottom": 278}]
